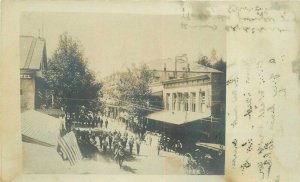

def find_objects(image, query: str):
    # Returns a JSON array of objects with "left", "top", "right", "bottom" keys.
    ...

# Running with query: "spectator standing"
[
  {"left": 105, "top": 119, "right": 108, "bottom": 129},
  {"left": 96, "top": 116, "right": 100, "bottom": 127},
  {"left": 103, "top": 139, "right": 108, "bottom": 154},
  {"left": 121, "top": 136, "right": 127, "bottom": 149},
  {"left": 100, "top": 118, "right": 103, "bottom": 128},
  {"left": 99, "top": 133, "right": 103, "bottom": 149},
  {"left": 157, "top": 141, "right": 161, "bottom": 156},
  {"left": 129, "top": 137, "right": 134, "bottom": 154},
  {"left": 108, "top": 132, "right": 113, "bottom": 149},
  {"left": 149, "top": 136, "right": 152, "bottom": 146},
  {"left": 136, "top": 139, "right": 141, "bottom": 155},
  {"left": 178, "top": 140, "right": 183, "bottom": 155}
]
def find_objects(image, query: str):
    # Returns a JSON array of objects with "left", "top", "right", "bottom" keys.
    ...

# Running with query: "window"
[
  {"left": 20, "top": 89, "right": 23, "bottom": 95},
  {"left": 191, "top": 92, "right": 196, "bottom": 112},
  {"left": 172, "top": 93, "right": 177, "bottom": 110},
  {"left": 199, "top": 91, "right": 206, "bottom": 112},
  {"left": 166, "top": 93, "right": 170, "bottom": 110},
  {"left": 178, "top": 93, "right": 183, "bottom": 111},
  {"left": 184, "top": 92, "right": 189, "bottom": 111},
  {"left": 201, "top": 92, "right": 206, "bottom": 103}
]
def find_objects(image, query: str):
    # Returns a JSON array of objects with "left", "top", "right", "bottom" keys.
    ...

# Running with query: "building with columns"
[
  {"left": 163, "top": 74, "right": 211, "bottom": 115},
  {"left": 146, "top": 64, "right": 225, "bottom": 146},
  {"left": 162, "top": 72, "right": 225, "bottom": 118}
]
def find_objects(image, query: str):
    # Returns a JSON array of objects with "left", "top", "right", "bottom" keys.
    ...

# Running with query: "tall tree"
[
  {"left": 197, "top": 55, "right": 212, "bottom": 67},
  {"left": 212, "top": 58, "right": 226, "bottom": 73},
  {"left": 44, "top": 33, "right": 102, "bottom": 116},
  {"left": 116, "top": 64, "right": 154, "bottom": 122}
]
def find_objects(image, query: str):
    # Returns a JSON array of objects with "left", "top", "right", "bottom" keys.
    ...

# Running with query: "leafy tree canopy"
[
  {"left": 212, "top": 58, "right": 226, "bottom": 73},
  {"left": 197, "top": 49, "right": 226, "bottom": 73},
  {"left": 45, "top": 33, "right": 102, "bottom": 115},
  {"left": 197, "top": 56, "right": 212, "bottom": 67},
  {"left": 116, "top": 64, "right": 154, "bottom": 120}
]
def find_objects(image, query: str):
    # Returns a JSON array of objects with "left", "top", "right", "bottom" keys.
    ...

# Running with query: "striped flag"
[{"left": 57, "top": 131, "right": 82, "bottom": 166}]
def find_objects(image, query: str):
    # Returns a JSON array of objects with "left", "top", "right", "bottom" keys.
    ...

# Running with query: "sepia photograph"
[
  {"left": 0, "top": 1, "right": 298, "bottom": 182},
  {"left": 19, "top": 4, "right": 226, "bottom": 175}
]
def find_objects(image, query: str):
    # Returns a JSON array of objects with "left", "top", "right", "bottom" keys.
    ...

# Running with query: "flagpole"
[
  {"left": 210, "top": 78, "right": 213, "bottom": 142},
  {"left": 174, "top": 58, "right": 177, "bottom": 79},
  {"left": 175, "top": 54, "right": 188, "bottom": 79}
]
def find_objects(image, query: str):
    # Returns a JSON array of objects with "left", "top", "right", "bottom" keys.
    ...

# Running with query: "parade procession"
[{"left": 19, "top": 10, "right": 226, "bottom": 175}]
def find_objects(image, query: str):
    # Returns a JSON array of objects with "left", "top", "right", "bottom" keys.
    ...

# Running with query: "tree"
[
  {"left": 212, "top": 58, "right": 226, "bottom": 73},
  {"left": 44, "top": 33, "right": 102, "bottom": 117},
  {"left": 116, "top": 64, "right": 154, "bottom": 122},
  {"left": 209, "top": 48, "right": 218, "bottom": 65},
  {"left": 197, "top": 49, "right": 219, "bottom": 67},
  {"left": 197, "top": 55, "right": 212, "bottom": 67}
]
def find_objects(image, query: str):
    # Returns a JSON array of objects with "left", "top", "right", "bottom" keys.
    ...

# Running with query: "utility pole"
[{"left": 175, "top": 54, "right": 188, "bottom": 79}]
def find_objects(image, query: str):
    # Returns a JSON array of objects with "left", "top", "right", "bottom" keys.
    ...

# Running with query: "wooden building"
[{"left": 20, "top": 36, "right": 47, "bottom": 111}]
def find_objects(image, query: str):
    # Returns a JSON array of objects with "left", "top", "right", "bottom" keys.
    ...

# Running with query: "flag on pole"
[{"left": 175, "top": 54, "right": 188, "bottom": 63}]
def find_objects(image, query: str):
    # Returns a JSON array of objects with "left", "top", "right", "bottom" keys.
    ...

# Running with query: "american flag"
[{"left": 57, "top": 131, "right": 82, "bottom": 166}]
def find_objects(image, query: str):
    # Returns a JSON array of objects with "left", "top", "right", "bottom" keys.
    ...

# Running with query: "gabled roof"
[
  {"left": 189, "top": 63, "right": 222, "bottom": 73},
  {"left": 162, "top": 74, "right": 210, "bottom": 85},
  {"left": 20, "top": 36, "right": 47, "bottom": 70}
]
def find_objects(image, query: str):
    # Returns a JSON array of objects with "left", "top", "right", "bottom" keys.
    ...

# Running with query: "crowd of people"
[
  {"left": 157, "top": 135, "right": 183, "bottom": 155},
  {"left": 73, "top": 114, "right": 109, "bottom": 129},
  {"left": 144, "top": 133, "right": 183, "bottom": 156},
  {"left": 74, "top": 128, "right": 143, "bottom": 158},
  {"left": 58, "top": 111, "right": 187, "bottom": 168},
  {"left": 56, "top": 109, "right": 224, "bottom": 174},
  {"left": 59, "top": 113, "right": 110, "bottom": 136},
  {"left": 117, "top": 116, "right": 147, "bottom": 139}
]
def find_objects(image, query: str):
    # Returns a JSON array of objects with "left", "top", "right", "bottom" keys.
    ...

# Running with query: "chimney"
[{"left": 163, "top": 63, "right": 167, "bottom": 80}]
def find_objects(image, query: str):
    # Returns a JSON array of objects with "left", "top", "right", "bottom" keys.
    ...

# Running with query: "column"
[{"left": 196, "top": 91, "right": 199, "bottom": 112}]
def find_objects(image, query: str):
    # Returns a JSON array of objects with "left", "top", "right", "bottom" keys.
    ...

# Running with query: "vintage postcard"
[{"left": 0, "top": 1, "right": 300, "bottom": 182}]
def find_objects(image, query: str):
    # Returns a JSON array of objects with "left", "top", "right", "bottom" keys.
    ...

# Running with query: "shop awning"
[
  {"left": 146, "top": 110, "right": 211, "bottom": 125},
  {"left": 36, "top": 108, "right": 65, "bottom": 118},
  {"left": 196, "top": 142, "right": 225, "bottom": 151},
  {"left": 21, "top": 110, "right": 61, "bottom": 146}
]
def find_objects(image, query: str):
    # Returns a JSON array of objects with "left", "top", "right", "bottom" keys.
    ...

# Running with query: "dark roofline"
[
  {"left": 162, "top": 74, "right": 210, "bottom": 85},
  {"left": 20, "top": 68, "right": 39, "bottom": 72},
  {"left": 151, "top": 69, "right": 223, "bottom": 74}
]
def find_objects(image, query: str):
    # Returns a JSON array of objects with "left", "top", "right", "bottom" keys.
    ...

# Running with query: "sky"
[{"left": 20, "top": 8, "right": 226, "bottom": 79}]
